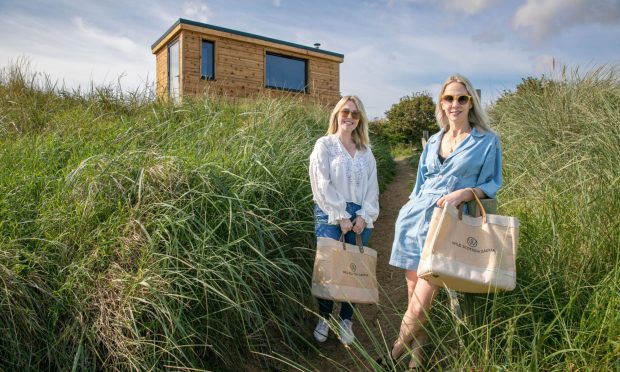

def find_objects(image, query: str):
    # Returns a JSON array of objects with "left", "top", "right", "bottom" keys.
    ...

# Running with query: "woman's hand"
[
  {"left": 339, "top": 218, "right": 353, "bottom": 234},
  {"left": 352, "top": 216, "right": 366, "bottom": 234},
  {"left": 437, "top": 188, "right": 474, "bottom": 208}
]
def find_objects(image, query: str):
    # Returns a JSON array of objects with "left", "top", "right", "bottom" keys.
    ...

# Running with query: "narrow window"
[
  {"left": 168, "top": 39, "right": 180, "bottom": 102},
  {"left": 265, "top": 52, "right": 307, "bottom": 92},
  {"left": 201, "top": 40, "right": 215, "bottom": 80}
]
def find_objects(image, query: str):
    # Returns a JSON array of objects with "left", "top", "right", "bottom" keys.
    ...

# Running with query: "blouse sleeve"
[
  {"left": 476, "top": 134, "right": 503, "bottom": 198},
  {"left": 309, "top": 139, "right": 351, "bottom": 224},
  {"left": 355, "top": 150, "right": 380, "bottom": 228}
]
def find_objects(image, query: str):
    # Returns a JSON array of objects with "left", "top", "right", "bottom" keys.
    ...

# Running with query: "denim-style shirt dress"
[{"left": 389, "top": 126, "right": 502, "bottom": 271}]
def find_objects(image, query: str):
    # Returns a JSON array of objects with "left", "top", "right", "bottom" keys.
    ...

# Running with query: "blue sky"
[{"left": 1, "top": 0, "right": 619, "bottom": 118}]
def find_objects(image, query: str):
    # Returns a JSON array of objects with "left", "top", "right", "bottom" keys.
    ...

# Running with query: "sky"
[{"left": 1, "top": 0, "right": 619, "bottom": 118}]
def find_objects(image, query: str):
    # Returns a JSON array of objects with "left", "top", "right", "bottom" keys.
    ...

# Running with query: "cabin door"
[{"left": 168, "top": 39, "right": 180, "bottom": 102}]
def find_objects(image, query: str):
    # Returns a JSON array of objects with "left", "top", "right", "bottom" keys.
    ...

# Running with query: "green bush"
[{"left": 374, "top": 91, "right": 436, "bottom": 147}]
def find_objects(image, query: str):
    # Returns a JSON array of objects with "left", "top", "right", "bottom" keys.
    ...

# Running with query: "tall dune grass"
[
  {"left": 480, "top": 66, "right": 620, "bottom": 370},
  {"left": 276, "top": 66, "right": 620, "bottom": 371},
  {"left": 412, "top": 66, "right": 620, "bottom": 371},
  {"left": 367, "top": 66, "right": 620, "bottom": 371},
  {"left": 0, "top": 62, "right": 394, "bottom": 370},
  {"left": 3, "top": 59, "right": 616, "bottom": 371}
]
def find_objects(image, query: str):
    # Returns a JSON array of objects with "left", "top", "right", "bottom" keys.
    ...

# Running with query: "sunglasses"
[
  {"left": 339, "top": 109, "right": 361, "bottom": 120},
  {"left": 442, "top": 94, "right": 472, "bottom": 105}
]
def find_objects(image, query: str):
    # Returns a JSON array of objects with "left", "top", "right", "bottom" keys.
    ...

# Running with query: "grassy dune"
[
  {"left": 289, "top": 66, "right": 620, "bottom": 371},
  {"left": 419, "top": 67, "right": 620, "bottom": 370},
  {"left": 0, "top": 62, "right": 394, "bottom": 370},
  {"left": 482, "top": 67, "right": 620, "bottom": 370},
  {"left": 1, "top": 61, "right": 618, "bottom": 371}
]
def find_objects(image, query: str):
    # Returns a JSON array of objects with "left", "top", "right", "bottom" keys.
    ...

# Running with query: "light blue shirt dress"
[{"left": 389, "top": 126, "right": 503, "bottom": 271}]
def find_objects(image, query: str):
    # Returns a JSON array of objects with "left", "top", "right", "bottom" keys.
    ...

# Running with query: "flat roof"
[{"left": 151, "top": 18, "right": 344, "bottom": 59}]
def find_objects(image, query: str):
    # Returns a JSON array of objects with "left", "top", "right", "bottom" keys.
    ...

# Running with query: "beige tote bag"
[
  {"left": 311, "top": 235, "right": 379, "bottom": 304},
  {"left": 418, "top": 190, "right": 519, "bottom": 293}
]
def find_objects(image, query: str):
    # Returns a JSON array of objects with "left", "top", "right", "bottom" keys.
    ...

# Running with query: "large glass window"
[
  {"left": 201, "top": 40, "right": 215, "bottom": 80},
  {"left": 265, "top": 53, "right": 307, "bottom": 92},
  {"left": 168, "top": 39, "right": 180, "bottom": 102}
]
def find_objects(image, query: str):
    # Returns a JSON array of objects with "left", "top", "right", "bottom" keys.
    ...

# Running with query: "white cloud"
[
  {"left": 182, "top": 1, "right": 214, "bottom": 23},
  {"left": 439, "top": 0, "right": 498, "bottom": 15},
  {"left": 387, "top": 33, "right": 531, "bottom": 76},
  {"left": 1, "top": 0, "right": 619, "bottom": 119},
  {"left": 0, "top": 9, "right": 153, "bottom": 94},
  {"left": 384, "top": 0, "right": 497, "bottom": 14},
  {"left": 532, "top": 54, "right": 568, "bottom": 76},
  {"left": 514, "top": 0, "right": 620, "bottom": 40},
  {"left": 338, "top": 32, "right": 532, "bottom": 118},
  {"left": 144, "top": 4, "right": 181, "bottom": 25},
  {"left": 74, "top": 17, "right": 141, "bottom": 55},
  {"left": 471, "top": 28, "right": 505, "bottom": 43}
]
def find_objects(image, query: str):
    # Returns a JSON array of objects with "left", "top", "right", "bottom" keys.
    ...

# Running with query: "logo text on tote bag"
[
  {"left": 451, "top": 236, "right": 496, "bottom": 254},
  {"left": 342, "top": 261, "right": 369, "bottom": 277}
]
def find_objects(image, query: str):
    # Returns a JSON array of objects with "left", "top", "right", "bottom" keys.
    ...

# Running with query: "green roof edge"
[{"left": 151, "top": 18, "right": 344, "bottom": 59}]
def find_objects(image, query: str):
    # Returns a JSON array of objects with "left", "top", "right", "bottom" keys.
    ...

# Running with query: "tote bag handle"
[
  {"left": 458, "top": 188, "right": 488, "bottom": 222},
  {"left": 339, "top": 233, "right": 365, "bottom": 253}
]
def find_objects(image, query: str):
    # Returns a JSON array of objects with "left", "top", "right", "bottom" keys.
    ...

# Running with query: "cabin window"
[
  {"left": 201, "top": 40, "right": 215, "bottom": 80},
  {"left": 265, "top": 52, "right": 307, "bottom": 92}
]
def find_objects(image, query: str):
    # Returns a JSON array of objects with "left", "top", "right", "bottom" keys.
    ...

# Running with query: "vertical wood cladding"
[
  {"left": 153, "top": 23, "right": 342, "bottom": 106},
  {"left": 155, "top": 47, "right": 168, "bottom": 98}
]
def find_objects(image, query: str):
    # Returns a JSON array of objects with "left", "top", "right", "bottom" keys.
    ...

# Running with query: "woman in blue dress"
[{"left": 386, "top": 74, "right": 502, "bottom": 368}]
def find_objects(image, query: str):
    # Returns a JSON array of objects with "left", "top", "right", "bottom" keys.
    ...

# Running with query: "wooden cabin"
[{"left": 151, "top": 18, "right": 344, "bottom": 105}]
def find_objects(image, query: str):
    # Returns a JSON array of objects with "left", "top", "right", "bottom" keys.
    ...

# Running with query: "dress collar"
[{"left": 429, "top": 126, "right": 484, "bottom": 161}]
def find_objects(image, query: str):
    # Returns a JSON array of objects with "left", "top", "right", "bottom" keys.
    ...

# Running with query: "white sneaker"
[
  {"left": 313, "top": 319, "right": 329, "bottom": 342},
  {"left": 338, "top": 319, "right": 355, "bottom": 345}
]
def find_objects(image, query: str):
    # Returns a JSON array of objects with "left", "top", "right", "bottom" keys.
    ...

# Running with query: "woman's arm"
[
  {"left": 412, "top": 142, "right": 430, "bottom": 197},
  {"left": 436, "top": 187, "right": 484, "bottom": 208},
  {"left": 355, "top": 151, "right": 379, "bottom": 231},
  {"left": 475, "top": 135, "right": 503, "bottom": 199}
]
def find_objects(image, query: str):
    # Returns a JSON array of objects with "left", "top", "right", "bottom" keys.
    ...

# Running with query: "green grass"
[
  {"left": 0, "top": 61, "right": 395, "bottom": 370},
  {"left": 2, "top": 59, "right": 618, "bottom": 371},
  {"left": 388, "top": 142, "right": 419, "bottom": 159},
  {"left": 384, "top": 65, "right": 620, "bottom": 371},
  {"left": 479, "top": 66, "right": 620, "bottom": 370},
  {"left": 360, "top": 65, "right": 620, "bottom": 371},
  {"left": 273, "top": 65, "right": 620, "bottom": 371}
]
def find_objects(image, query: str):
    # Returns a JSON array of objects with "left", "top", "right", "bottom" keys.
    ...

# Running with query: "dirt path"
[{"left": 303, "top": 157, "right": 416, "bottom": 371}]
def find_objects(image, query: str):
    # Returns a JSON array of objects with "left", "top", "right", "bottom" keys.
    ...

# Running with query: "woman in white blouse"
[{"left": 309, "top": 95, "right": 380, "bottom": 345}]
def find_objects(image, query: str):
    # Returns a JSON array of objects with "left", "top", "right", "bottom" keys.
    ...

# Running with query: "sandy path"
[{"left": 302, "top": 157, "right": 416, "bottom": 371}]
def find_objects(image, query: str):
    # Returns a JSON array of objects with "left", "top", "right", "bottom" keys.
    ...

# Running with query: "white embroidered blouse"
[{"left": 309, "top": 135, "right": 380, "bottom": 227}]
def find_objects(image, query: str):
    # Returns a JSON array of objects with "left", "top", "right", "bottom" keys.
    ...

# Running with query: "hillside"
[{"left": 1, "top": 63, "right": 618, "bottom": 371}]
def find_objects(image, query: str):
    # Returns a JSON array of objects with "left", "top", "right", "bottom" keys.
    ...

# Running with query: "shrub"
[{"left": 375, "top": 91, "right": 436, "bottom": 146}]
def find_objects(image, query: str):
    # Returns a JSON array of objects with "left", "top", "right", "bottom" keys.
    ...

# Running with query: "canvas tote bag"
[
  {"left": 418, "top": 189, "right": 519, "bottom": 293},
  {"left": 311, "top": 234, "right": 379, "bottom": 304}
]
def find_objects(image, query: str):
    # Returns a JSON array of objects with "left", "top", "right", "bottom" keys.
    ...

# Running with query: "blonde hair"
[
  {"left": 327, "top": 95, "right": 370, "bottom": 149},
  {"left": 435, "top": 74, "right": 492, "bottom": 132}
]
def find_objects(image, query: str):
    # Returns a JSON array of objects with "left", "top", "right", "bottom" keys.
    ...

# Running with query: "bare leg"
[
  {"left": 391, "top": 270, "right": 438, "bottom": 361},
  {"left": 408, "top": 331, "right": 427, "bottom": 369},
  {"left": 405, "top": 269, "right": 418, "bottom": 303}
]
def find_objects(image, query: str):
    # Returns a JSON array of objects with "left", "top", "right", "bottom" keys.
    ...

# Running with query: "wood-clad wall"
[
  {"left": 154, "top": 26, "right": 342, "bottom": 106},
  {"left": 155, "top": 46, "right": 169, "bottom": 98}
]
